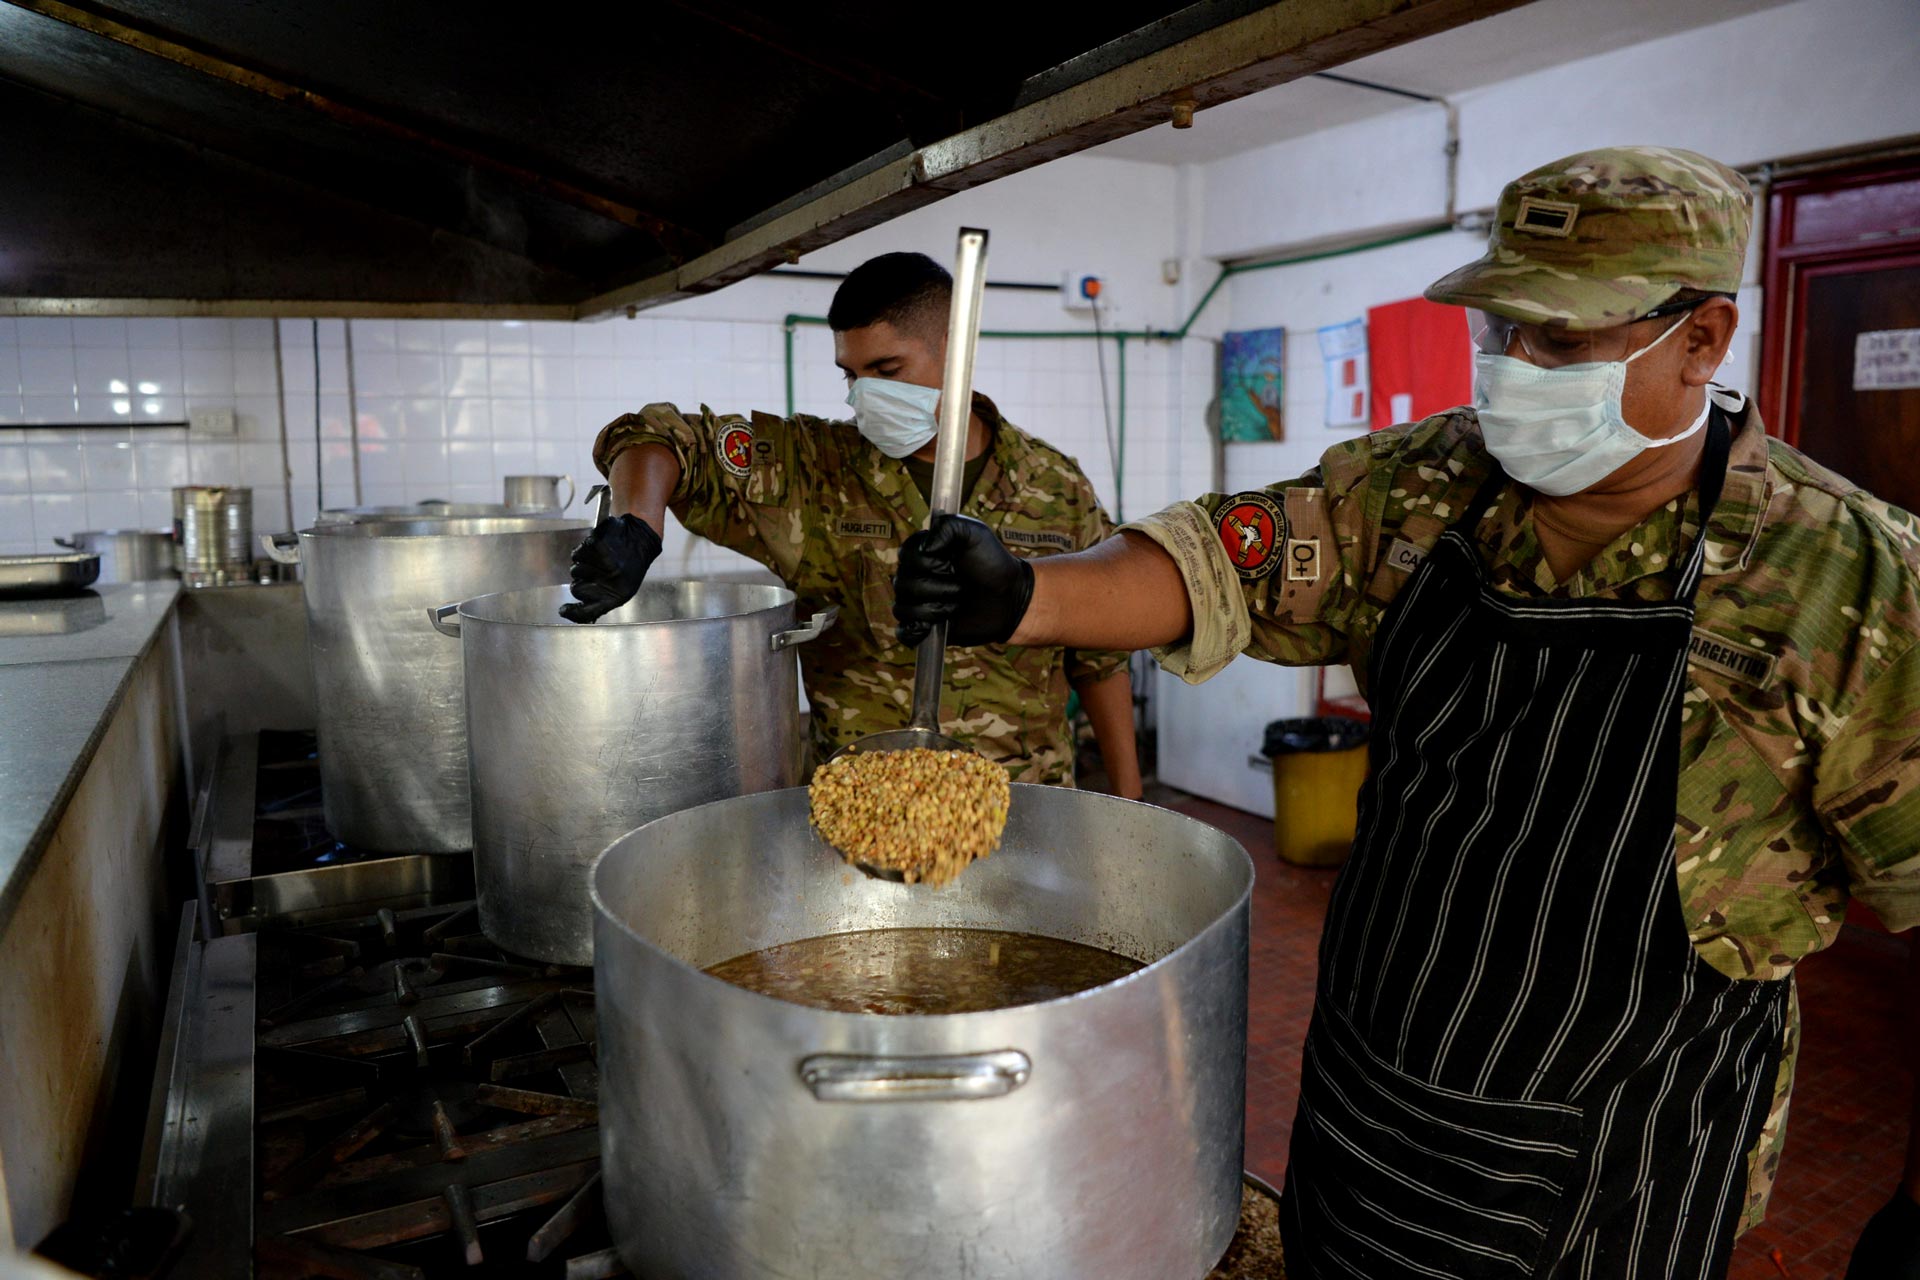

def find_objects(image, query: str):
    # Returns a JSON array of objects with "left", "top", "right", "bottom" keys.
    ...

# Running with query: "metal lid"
[
  {"left": 303, "top": 517, "right": 590, "bottom": 539},
  {"left": 457, "top": 580, "right": 795, "bottom": 627}
]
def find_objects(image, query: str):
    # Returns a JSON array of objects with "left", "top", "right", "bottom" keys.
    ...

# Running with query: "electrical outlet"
[
  {"left": 190, "top": 407, "right": 237, "bottom": 436},
  {"left": 1060, "top": 271, "right": 1106, "bottom": 312}
]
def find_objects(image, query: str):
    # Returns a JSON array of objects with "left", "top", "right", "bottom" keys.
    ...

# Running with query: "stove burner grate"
[{"left": 251, "top": 898, "right": 622, "bottom": 1277}]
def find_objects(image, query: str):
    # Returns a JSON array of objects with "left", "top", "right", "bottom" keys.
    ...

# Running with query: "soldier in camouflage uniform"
[
  {"left": 563, "top": 251, "right": 1139, "bottom": 795},
  {"left": 895, "top": 148, "right": 1920, "bottom": 1277}
]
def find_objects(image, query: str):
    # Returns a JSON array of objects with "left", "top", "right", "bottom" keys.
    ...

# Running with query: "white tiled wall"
[
  {"left": 0, "top": 308, "right": 1209, "bottom": 572},
  {"left": 0, "top": 316, "right": 287, "bottom": 552}
]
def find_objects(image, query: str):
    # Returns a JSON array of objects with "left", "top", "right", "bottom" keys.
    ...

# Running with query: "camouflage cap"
[{"left": 1425, "top": 145, "right": 1751, "bottom": 331}]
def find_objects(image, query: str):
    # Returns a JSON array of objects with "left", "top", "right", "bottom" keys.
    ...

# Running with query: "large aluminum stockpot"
[
  {"left": 429, "top": 582, "right": 837, "bottom": 965},
  {"left": 592, "top": 785, "right": 1254, "bottom": 1280},
  {"left": 267, "top": 516, "right": 588, "bottom": 852}
]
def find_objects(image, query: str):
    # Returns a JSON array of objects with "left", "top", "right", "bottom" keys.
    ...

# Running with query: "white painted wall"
[
  {"left": 1154, "top": 0, "right": 1920, "bottom": 812},
  {"left": 1199, "top": 0, "right": 1920, "bottom": 265}
]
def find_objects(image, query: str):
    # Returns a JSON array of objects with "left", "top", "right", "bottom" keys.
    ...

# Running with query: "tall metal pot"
[
  {"left": 173, "top": 485, "right": 252, "bottom": 578},
  {"left": 591, "top": 785, "right": 1253, "bottom": 1280},
  {"left": 264, "top": 516, "right": 587, "bottom": 852},
  {"left": 430, "top": 582, "right": 837, "bottom": 964}
]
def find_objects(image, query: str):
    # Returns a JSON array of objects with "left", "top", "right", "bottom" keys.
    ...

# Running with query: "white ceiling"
[{"left": 1091, "top": 0, "right": 1797, "bottom": 165}]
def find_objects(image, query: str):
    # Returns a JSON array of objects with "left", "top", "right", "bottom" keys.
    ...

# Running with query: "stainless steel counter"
[
  {"left": 0, "top": 581, "right": 189, "bottom": 1248},
  {"left": 0, "top": 582, "right": 182, "bottom": 927}
]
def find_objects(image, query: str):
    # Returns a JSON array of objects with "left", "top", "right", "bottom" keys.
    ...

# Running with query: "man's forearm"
[
  {"left": 1013, "top": 531, "right": 1192, "bottom": 651},
  {"left": 607, "top": 443, "right": 680, "bottom": 530},
  {"left": 1073, "top": 666, "right": 1142, "bottom": 800}
]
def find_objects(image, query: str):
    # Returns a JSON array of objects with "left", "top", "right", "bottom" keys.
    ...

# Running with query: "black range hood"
[{"left": 0, "top": 0, "right": 1526, "bottom": 318}]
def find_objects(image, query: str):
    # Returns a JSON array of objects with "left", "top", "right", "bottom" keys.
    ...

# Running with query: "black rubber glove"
[
  {"left": 558, "top": 514, "right": 662, "bottom": 624},
  {"left": 893, "top": 513, "right": 1034, "bottom": 648},
  {"left": 1848, "top": 1192, "right": 1920, "bottom": 1279}
]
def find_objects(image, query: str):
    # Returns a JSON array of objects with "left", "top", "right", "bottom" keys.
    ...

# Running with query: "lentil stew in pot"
[{"left": 703, "top": 927, "right": 1144, "bottom": 1015}]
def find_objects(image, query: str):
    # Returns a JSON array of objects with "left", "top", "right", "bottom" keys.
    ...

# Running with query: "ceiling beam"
[
  {"left": 3, "top": 0, "right": 707, "bottom": 259},
  {"left": 574, "top": 0, "right": 1533, "bottom": 320},
  {"left": 0, "top": 297, "right": 577, "bottom": 320}
]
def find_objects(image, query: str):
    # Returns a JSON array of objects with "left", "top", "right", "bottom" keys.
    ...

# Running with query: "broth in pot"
[{"left": 705, "top": 927, "right": 1144, "bottom": 1015}]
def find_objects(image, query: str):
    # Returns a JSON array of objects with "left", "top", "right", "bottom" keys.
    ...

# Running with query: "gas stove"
[
  {"left": 140, "top": 732, "right": 624, "bottom": 1278},
  {"left": 139, "top": 731, "right": 1282, "bottom": 1278}
]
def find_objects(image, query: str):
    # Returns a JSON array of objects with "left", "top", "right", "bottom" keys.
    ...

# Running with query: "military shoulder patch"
[
  {"left": 1215, "top": 492, "right": 1285, "bottom": 581},
  {"left": 1515, "top": 196, "right": 1580, "bottom": 238},
  {"left": 1688, "top": 628, "right": 1778, "bottom": 688},
  {"left": 716, "top": 421, "right": 754, "bottom": 478}
]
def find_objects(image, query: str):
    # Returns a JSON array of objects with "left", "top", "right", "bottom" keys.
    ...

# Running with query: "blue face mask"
[{"left": 845, "top": 378, "right": 940, "bottom": 459}]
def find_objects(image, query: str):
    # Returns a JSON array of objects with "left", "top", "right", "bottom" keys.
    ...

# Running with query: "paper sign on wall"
[
  {"left": 1316, "top": 319, "right": 1369, "bottom": 429},
  {"left": 1855, "top": 329, "right": 1920, "bottom": 390}
]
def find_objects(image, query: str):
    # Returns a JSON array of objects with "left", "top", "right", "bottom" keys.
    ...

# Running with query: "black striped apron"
[{"left": 1280, "top": 417, "right": 1789, "bottom": 1279}]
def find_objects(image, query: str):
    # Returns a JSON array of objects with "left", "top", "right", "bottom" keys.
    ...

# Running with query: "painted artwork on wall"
[{"left": 1218, "top": 326, "right": 1286, "bottom": 442}]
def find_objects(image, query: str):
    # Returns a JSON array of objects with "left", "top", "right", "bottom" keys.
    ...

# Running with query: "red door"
[{"left": 1761, "top": 164, "right": 1920, "bottom": 514}]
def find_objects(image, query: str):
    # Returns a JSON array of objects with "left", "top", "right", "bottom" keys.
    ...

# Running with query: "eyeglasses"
[{"left": 1470, "top": 294, "right": 1729, "bottom": 369}]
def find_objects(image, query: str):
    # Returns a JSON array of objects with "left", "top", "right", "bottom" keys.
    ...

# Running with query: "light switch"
[{"left": 190, "top": 407, "right": 237, "bottom": 436}]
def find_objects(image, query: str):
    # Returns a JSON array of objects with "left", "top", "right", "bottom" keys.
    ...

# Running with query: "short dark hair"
[{"left": 828, "top": 252, "right": 951, "bottom": 340}]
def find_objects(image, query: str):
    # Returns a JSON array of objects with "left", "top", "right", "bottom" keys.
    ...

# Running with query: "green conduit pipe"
[
  {"left": 1116, "top": 334, "right": 1127, "bottom": 518},
  {"left": 780, "top": 222, "right": 1461, "bottom": 517}
]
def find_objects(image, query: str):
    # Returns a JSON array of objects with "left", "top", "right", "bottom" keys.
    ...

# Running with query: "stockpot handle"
[
  {"left": 771, "top": 605, "right": 839, "bottom": 651},
  {"left": 585, "top": 483, "right": 611, "bottom": 525},
  {"left": 557, "top": 473, "right": 576, "bottom": 511},
  {"left": 799, "top": 1050, "right": 1031, "bottom": 1103},
  {"left": 53, "top": 536, "right": 79, "bottom": 550},
  {"left": 428, "top": 602, "right": 462, "bottom": 638},
  {"left": 261, "top": 533, "right": 301, "bottom": 564}
]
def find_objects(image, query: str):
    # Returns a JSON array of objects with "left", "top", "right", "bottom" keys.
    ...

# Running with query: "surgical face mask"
[
  {"left": 846, "top": 377, "right": 939, "bottom": 459},
  {"left": 1473, "top": 317, "right": 1709, "bottom": 496}
]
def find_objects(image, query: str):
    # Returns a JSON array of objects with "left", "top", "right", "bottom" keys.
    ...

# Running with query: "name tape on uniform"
[
  {"left": 834, "top": 517, "right": 892, "bottom": 539},
  {"left": 1001, "top": 529, "right": 1075, "bottom": 551},
  {"left": 1688, "top": 628, "right": 1777, "bottom": 687},
  {"left": 1384, "top": 538, "right": 1427, "bottom": 573}
]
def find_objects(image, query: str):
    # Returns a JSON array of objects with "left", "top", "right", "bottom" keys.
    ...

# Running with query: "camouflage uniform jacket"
[
  {"left": 1124, "top": 390, "right": 1920, "bottom": 1232},
  {"left": 592, "top": 393, "right": 1128, "bottom": 785}
]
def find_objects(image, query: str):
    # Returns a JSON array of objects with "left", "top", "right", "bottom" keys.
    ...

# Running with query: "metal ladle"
[{"left": 827, "top": 226, "right": 991, "bottom": 882}]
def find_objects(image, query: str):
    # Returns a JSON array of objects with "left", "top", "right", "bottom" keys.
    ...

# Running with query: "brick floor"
[{"left": 1158, "top": 792, "right": 1911, "bottom": 1280}]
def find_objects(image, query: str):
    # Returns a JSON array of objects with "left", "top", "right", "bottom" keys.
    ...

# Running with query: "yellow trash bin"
[{"left": 1263, "top": 716, "right": 1370, "bottom": 867}]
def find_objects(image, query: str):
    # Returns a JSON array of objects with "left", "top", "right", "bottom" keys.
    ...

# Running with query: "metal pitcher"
[{"left": 502, "top": 474, "right": 575, "bottom": 512}]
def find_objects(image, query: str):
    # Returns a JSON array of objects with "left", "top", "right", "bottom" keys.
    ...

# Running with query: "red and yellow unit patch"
[
  {"left": 717, "top": 422, "right": 755, "bottom": 478},
  {"left": 1215, "top": 492, "right": 1284, "bottom": 580}
]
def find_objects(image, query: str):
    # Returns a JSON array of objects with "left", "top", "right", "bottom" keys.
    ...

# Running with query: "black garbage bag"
[{"left": 1262, "top": 715, "right": 1369, "bottom": 757}]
